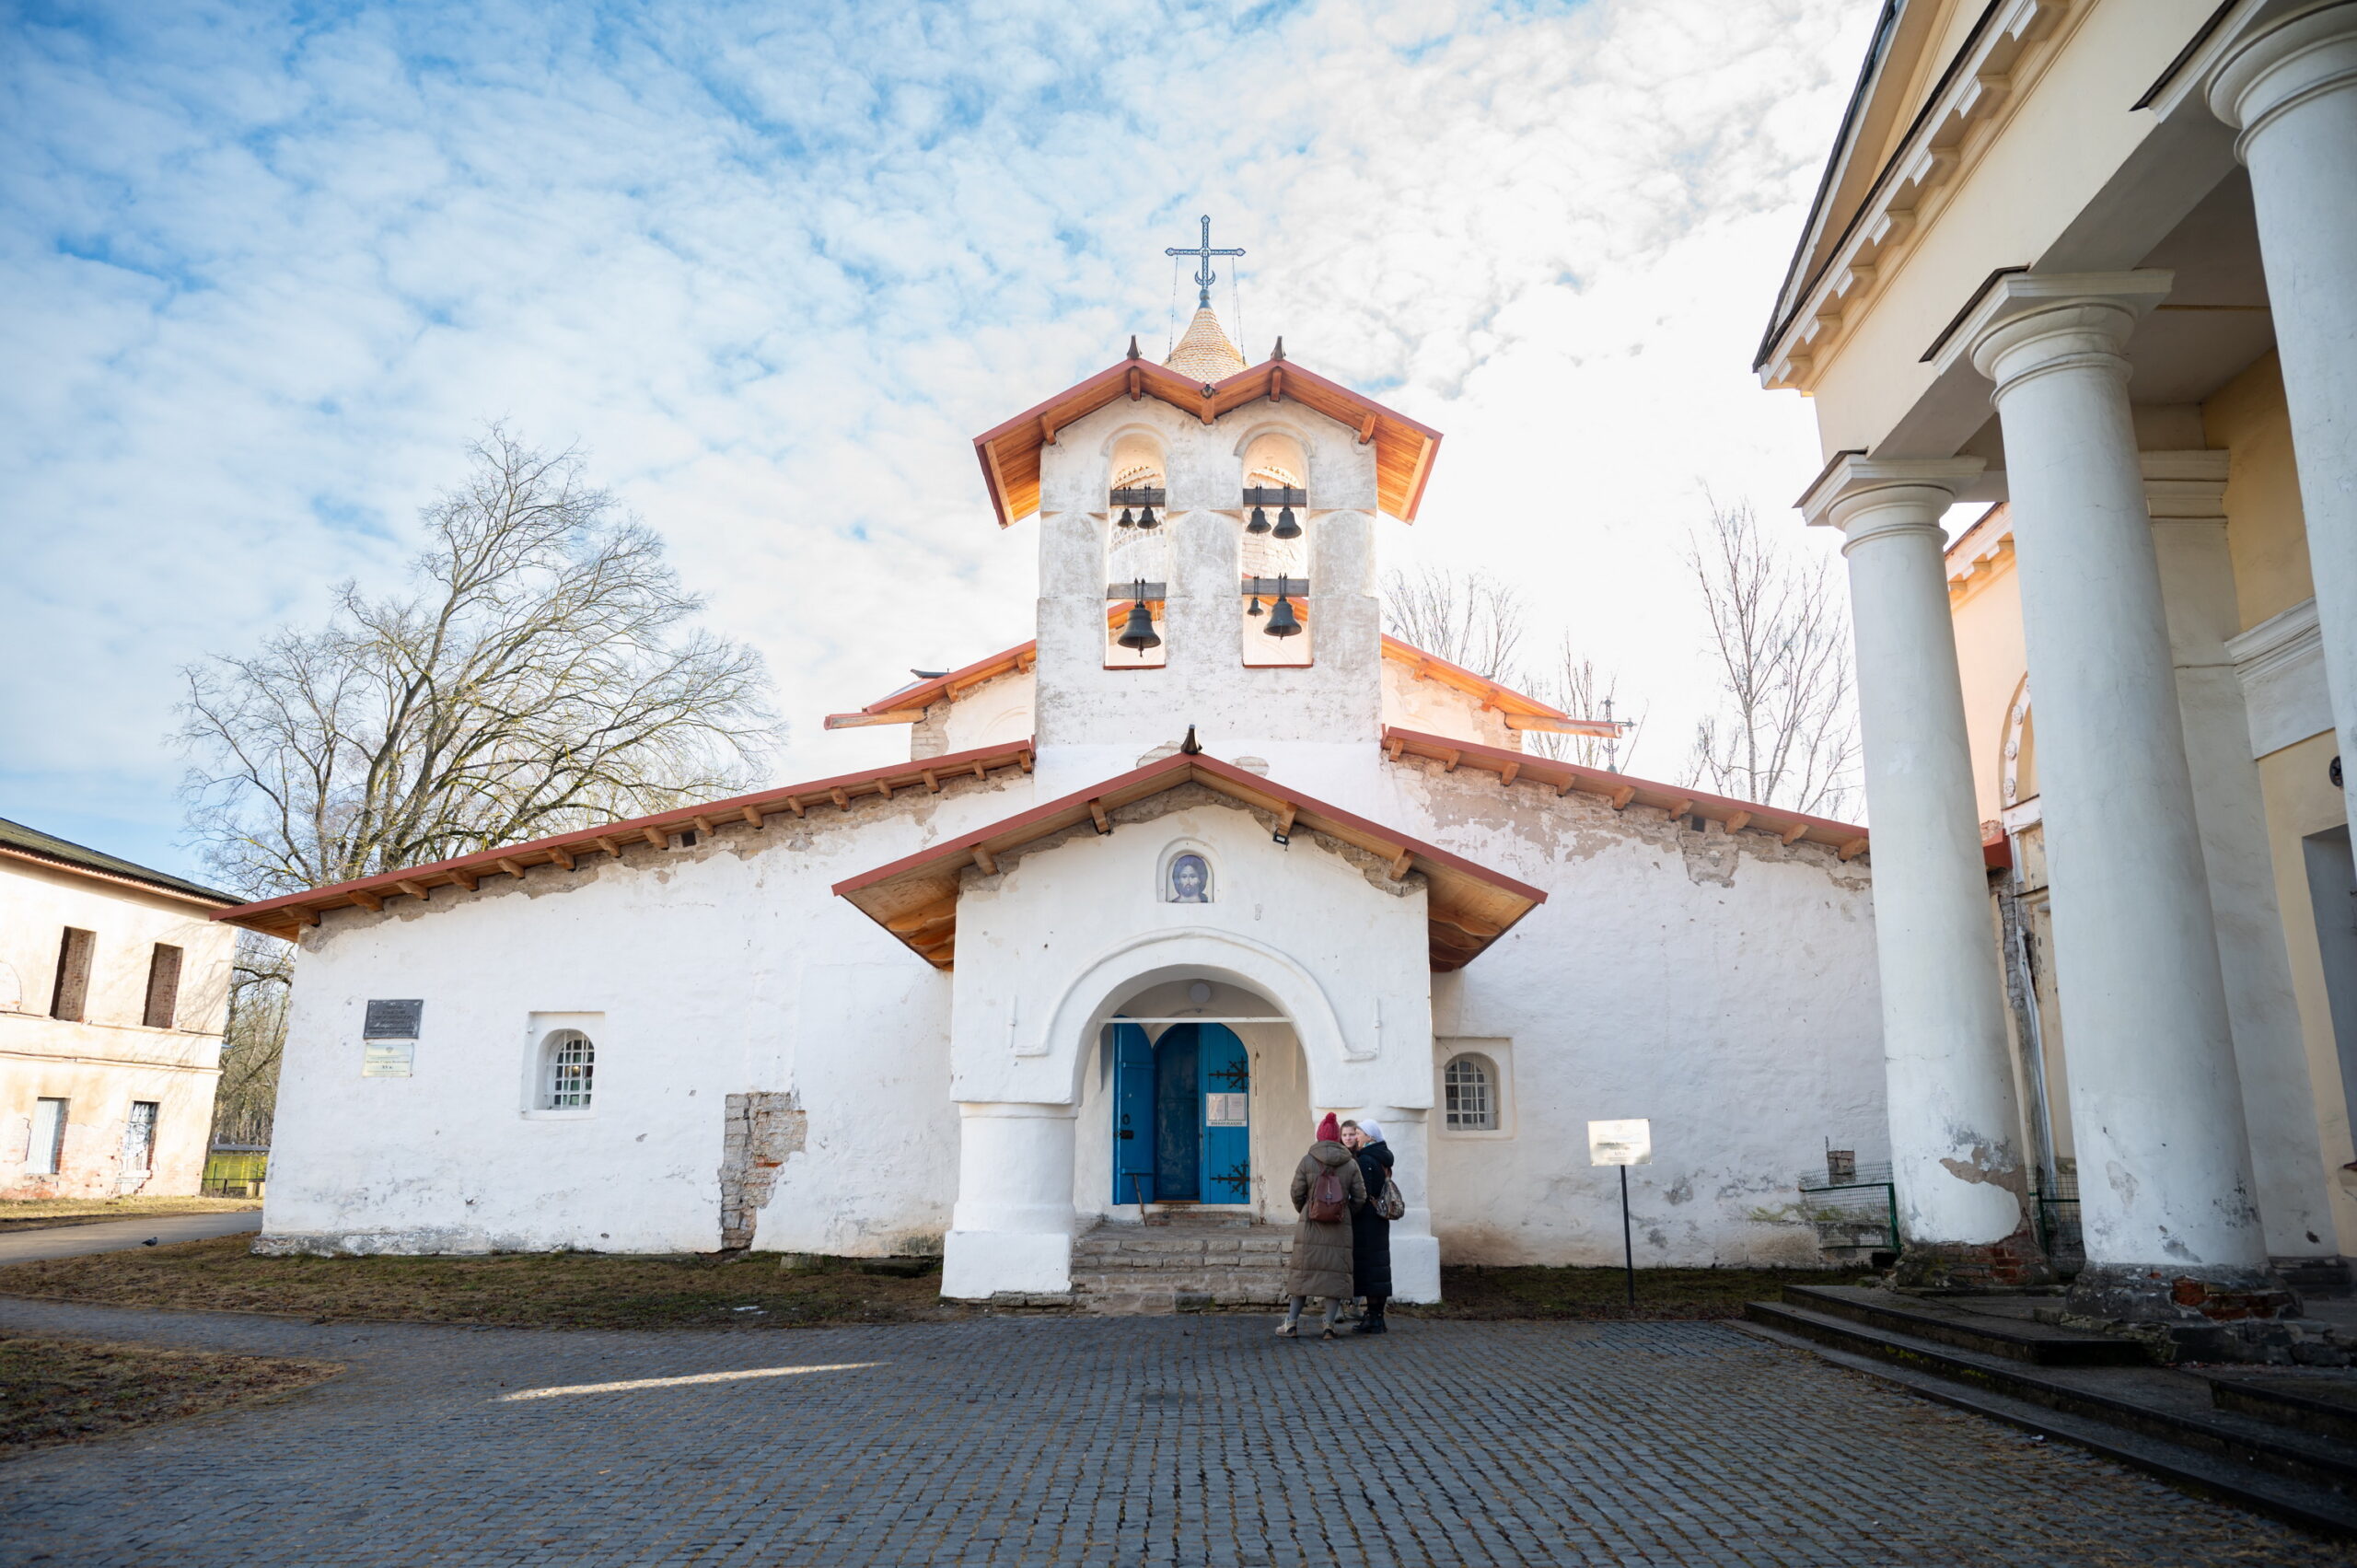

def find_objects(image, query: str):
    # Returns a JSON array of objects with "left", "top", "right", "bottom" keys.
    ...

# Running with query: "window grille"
[
  {"left": 122, "top": 1101, "right": 158, "bottom": 1173},
  {"left": 1444, "top": 1055, "right": 1495, "bottom": 1130},
  {"left": 543, "top": 1029, "right": 595, "bottom": 1109}
]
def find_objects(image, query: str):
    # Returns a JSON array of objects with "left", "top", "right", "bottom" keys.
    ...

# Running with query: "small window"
[
  {"left": 143, "top": 945, "right": 183, "bottom": 1029},
  {"left": 51, "top": 928, "right": 94, "bottom": 1022},
  {"left": 1444, "top": 1054, "right": 1496, "bottom": 1131},
  {"left": 541, "top": 1029, "right": 595, "bottom": 1110},
  {"left": 29, "top": 1098, "right": 67, "bottom": 1176}
]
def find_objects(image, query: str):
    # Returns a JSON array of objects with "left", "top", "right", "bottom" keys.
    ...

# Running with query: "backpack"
[
  {"left": 1306, "top": 1162, "right": 1351, "bottom": 1223},
  {"left": 1374, "top": 1175, "right": 1406, "bottom": 1222}
]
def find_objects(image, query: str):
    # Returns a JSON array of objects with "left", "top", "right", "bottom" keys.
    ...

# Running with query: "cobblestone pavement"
[{"left": 0, "top": 1296, "right": 2345, "bottom": 1567}]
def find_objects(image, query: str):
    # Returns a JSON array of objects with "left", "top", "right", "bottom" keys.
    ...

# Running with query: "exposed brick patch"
[
  {"left": 1894, "top": 1226, "right": 2051, "bottom": 1290},
  {"left": 717, "top": 1092, "right": 806, "bottom": 1250}
]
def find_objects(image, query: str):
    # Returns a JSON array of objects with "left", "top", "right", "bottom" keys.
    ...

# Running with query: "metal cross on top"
[{"left": 1166, "top": 215, "right": 1244, "bottom": 309}]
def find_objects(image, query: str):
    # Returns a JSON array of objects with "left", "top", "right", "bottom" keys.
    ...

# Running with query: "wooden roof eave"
[
  {"left": 1381, "top": 726, "right": 1869, "bottom": 856},
  {"left": 215, "top": 738, "right": 1040, "bottom": 940},
  {"left": 833, "top": 752, "right": 1545, "bottom": 971},
  {"left": 971, "top": 355, "right": 1443, "bottom": 527}
]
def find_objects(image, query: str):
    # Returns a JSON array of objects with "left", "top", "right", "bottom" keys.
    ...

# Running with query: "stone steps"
[
  {"left": 1070, "top": 1218, "right": 1295, "bottom": 1315},
  {"left": 1742, "top": 1286, "right": 2357, "bottom": 1539}
]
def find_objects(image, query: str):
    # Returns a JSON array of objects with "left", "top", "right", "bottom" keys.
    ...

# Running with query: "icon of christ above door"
[{"left": 1111, "top": 1020, "right": 1250, "bottom": 1204}]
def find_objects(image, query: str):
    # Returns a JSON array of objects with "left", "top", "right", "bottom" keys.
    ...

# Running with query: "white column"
[
  {"left": 1352, "top": 1105, "right": 1439, "bottom": 1303},
  {"left": 940, "top": 1101, "right": 1076, "bottom": 1299},
  {"left": 1801, "top": 457, "right": 2042, "bottom": 1283},
  {"left": 1962, "top": 273, "right": 2284, "bottom": 1318},
  {"left": 2212, "top": 6, "right": 2357, "bottom": 836},
  {"left": 2145, "top": 451, "right": 2338, "bottom": 1260}
]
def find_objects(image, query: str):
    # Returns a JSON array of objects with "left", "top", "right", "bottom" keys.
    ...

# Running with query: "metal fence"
[
  {"left": 201, "top": 1145, "right": 269, "bottom": 1198},
  {"left": 1797, "top": 1158, "right": 1898, "bottom": 1255}
]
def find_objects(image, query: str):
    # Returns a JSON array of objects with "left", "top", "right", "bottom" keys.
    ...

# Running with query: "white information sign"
[
  {"left": 362, "top": 1040, "right": 415, "bottom": 1078},
  {"left": 1587, "top": 1118, "right": 1652, "bottom": 1167},
  {"left": 1204, "top": 1093, "right": 1248, "bottom": 1127}
]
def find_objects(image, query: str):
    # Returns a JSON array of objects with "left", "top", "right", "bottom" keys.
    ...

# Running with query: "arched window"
[
  {"left": 541, "top": 1029, "right": 595, "bottom": 1110},
  {"left": 1443, "top": 1054, "right": 1495, "bottom": 1131}
]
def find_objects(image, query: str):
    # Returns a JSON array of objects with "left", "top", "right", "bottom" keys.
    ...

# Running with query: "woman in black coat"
[{"left": 1342, "top": 1119, "right": 1395, "bottom": 1335}]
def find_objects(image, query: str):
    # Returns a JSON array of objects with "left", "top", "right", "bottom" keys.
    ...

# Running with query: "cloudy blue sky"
[{"left": 2, "top": 0, "right": 1876, "bottom": 880}]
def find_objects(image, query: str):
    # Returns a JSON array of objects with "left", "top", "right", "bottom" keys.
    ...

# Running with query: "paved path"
[
  {"left": 0, "top": 1297, "right": 2344, "bottom": 1567},
  {"left": 0, "top": 1213, "right": 260, "bottom": 1265},
  {"left": 0, "top": 1202, "right": 259, "bottom": 1263}
]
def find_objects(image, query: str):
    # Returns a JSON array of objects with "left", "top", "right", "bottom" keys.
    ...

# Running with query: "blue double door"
[{"left": 1111, "top": 1021, "right": 1250, "bottom": 1204}]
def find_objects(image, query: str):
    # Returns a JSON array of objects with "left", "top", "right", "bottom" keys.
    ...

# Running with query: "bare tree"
[
  {"left": 1524, "top": 637, "right": 1645, "bottom": 772},
  {"left": 1683, "top": 499, "right": 1859, "bottom": 818},
  {"left": 1381, "top": 563, "right": 1527, "bottom": 680},
  {"left": 209, "top": 933, "right": 290, "bottom": 1147},
  {"left": 180, "top": 425, "right": 778, "bottom": 896}
]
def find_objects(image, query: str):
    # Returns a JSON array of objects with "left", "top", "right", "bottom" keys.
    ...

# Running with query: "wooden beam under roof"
[{"left": 972, "top": 355, "right": 1442, "bottom": 527}]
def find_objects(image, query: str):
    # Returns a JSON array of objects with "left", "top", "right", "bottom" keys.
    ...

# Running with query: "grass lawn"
[
  {"left": 0, "top": 1197, "right": 263, "bottom": 1234},
  {"left": 0, "top": 1236, "right": 1849, "bottom": 1330},
  {"left": 1, "top": 1332, "right": 341, "bottom": 1457},
  {"left": 0, "top": 1237, "right": 966, "bottom": 1330}
]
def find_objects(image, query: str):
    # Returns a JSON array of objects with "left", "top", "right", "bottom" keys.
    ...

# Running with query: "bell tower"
[{"left": 970, "top": 222, "right": 1441, "bottom": 803}]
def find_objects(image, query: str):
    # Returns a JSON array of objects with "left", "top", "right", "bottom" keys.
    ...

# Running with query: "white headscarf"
[{"left": 1357, "top": 1116, "right": 1386, "bottom": 1144}]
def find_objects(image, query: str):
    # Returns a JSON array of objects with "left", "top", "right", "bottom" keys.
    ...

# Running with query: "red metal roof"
[{"left": 216, "top": 739, "right": 1038, "bottom": 940}]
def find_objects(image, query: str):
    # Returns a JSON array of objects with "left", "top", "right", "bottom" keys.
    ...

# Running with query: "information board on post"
[
  {"left": 1588, "top": 1117, "right": 1652, "bottom": 1307},
  {"left": 1587, "top": 1118, "right": 1652, "bottom": 1167}
]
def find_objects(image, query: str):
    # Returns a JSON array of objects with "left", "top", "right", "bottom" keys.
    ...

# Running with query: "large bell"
[
  {"left": 1117, "top": 505, "right": 1134, "bottom": 528},
  {"left": 1136, "top": 504, "right": 1159, "bottom": 529},
  {"left": 1271, "top": 504, "right": 1302, "bottom": 540},
  {"left": 1117, "top": 597, "right": 1162, "bottom": 654},
  {"left": 1247, "top": 505, "right": 1271, "bottom": 534},
  {"left": 1263, "top": 592, "right": 1301, "bottom": 638}
]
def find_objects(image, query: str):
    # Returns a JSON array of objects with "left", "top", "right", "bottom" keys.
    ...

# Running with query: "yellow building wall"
[
  {"left": 1946, "top": 528, "right": 2027, "bottom": 827},
  {"left": 2207, "top": 352, "right": 2316, "bottom": 626}
]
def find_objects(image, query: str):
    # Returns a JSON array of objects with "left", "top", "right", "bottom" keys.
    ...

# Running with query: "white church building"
[{"left": 224, "top": 296, "right": 1887, "bottom": 1303}]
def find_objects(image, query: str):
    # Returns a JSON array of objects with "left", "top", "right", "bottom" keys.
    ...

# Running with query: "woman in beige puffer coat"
[{"left": 1277, "top": 1113, "right": 1367, "bottom": 1339}]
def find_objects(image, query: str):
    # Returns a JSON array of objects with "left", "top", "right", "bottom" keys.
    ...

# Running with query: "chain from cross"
[{"left": 1165, "top": 215, "right": 1244, "bottom": 309}]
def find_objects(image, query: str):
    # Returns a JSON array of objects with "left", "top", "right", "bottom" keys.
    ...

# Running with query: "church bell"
[
  {"left": 1263, "top": 579, "right": 1301, "bottom": 638},
  {"left": 1135, "top": 504, "right": 1159, "bottom": 528},
  {"left": 1117, "top": 505, "right": 1134, "bottom": 528},
  {"left": 1247, "top": 505, "right": 1270, "bottom": 534},
  {"left": 1271, "top": 504, "right": 1301, "bottom": 540},
  {"left": 1118, "top": 587, "right": 1162, "bottom": 654}
]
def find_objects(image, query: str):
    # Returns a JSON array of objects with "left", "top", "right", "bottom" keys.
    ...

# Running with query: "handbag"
[{"left": 1375, "top": 1175, "right": 1406, "bottom": 1222}]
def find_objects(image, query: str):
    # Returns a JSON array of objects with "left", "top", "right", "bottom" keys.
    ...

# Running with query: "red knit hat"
[{"left": 1316, "top": 1112, "right": 1341, "bottom": 1143}]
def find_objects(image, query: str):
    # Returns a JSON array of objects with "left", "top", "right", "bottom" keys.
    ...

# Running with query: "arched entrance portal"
[{"left": 1109, "top": 1021, "right": 1251, "bottom": 1205}]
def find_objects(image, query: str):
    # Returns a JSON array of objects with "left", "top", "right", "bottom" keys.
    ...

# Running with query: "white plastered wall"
[
  {"left": 940, "top": 798, "right": 1441, "bottom": 1297},
  {"left": 1387, "top": 759, "right": 1887, "bottom": 1267},
  {"left": 258, "top": 775, "right": 1040, "bottom": 1256}
]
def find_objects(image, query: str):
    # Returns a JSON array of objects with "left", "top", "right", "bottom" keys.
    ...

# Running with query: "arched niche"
[
  {"left": 1103, "top": 428, "right": 1170, "bottom": 665},
  {"left": 1039, "top": 926, "right": 1357, "bottom": 1108}
]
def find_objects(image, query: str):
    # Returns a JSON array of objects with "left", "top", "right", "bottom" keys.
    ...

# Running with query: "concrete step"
[
  {"left": 1744, "top": 1297, "right": 2357, "bottom": 1523},
  {"left": 1740, "top": 1313, "right": 2357, "bottom": 1541},
  {"left": 1782, "top": 1284, "right": 2144, "bottom": 1366},
  {"left": 2209, "top": 1374, "right": 2357, "bottom": 1446}
]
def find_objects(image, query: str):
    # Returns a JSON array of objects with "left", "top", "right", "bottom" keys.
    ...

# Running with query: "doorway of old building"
[{"left": 1109, "top": 1020, "right": 1250, "bottom": 1204}]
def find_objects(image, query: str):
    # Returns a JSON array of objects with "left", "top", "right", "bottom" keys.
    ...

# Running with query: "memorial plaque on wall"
[{"left": 363, "top": 999, "right": 424, "bottom": 1040}]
